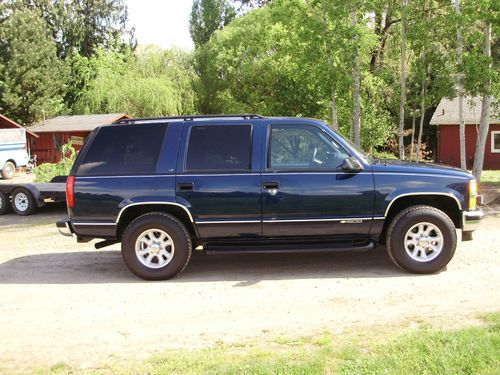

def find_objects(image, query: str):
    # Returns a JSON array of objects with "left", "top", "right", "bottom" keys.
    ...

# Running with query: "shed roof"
[
  {"left": 29, "top": 113, "right": 129, "bottom": 133},
  {"left": 0, "top": 113, "right": 39, "bottom": 138},
  {"left": 430, "top": 96, "right": 499, "bottom": 125}
]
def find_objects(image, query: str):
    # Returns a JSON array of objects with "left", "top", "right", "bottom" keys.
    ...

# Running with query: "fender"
[{"left": 383, "top": 190, "right": 463, "bottom": 218}]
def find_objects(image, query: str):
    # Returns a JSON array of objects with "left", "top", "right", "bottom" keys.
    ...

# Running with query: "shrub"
[{"left": 34, "top": 141, "right": 76, "bottom": 182}]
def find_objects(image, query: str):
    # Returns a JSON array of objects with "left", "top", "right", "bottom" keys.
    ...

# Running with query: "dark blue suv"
[{"left": 57, "top": 115, "right": 483, "bottom": 280}]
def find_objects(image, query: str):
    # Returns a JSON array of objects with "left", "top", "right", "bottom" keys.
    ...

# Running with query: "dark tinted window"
[
  {"left": 269, "top": 125, "right": 349, "bottom": 170},
  {"left": 77, "top": 124, "right": 166, "bottom": 176},
  {"left": 186, "top": 125, "right": 252, "bottom": 172}
]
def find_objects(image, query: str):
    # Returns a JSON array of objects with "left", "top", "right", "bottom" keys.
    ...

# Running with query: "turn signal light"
[
  {"left": 469, "top": 179, "right": 477, "bottom": 210},
  {"left": 66, "top": 175, "right": 75, "bottom": 209}
]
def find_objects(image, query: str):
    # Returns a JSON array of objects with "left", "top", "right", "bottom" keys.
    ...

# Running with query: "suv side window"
[
  {"left": 269, "top": 124, "right": 349, "bottom": 171},
  {"left": 76, "top": 123, "right": 167, "bottom": 176},
  {"left": 185, "top": 125, "right": 252, "bottom": 172}
]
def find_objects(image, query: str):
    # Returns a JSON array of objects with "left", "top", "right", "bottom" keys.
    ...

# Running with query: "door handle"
[
  {"left": 177, "top": 182, "right": 194, "bottom": 191},
  {"left": 263, "top": 181, "right": 280, "bottom": 190}
]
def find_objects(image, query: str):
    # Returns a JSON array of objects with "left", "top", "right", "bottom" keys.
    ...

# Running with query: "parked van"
[{"left": 0, "top": 128, "right": 29, "bottom": 179}]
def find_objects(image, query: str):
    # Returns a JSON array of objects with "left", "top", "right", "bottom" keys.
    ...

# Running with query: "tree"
[
  {"left": 455, "top": 0, "right": 466, "bottom": 169},
  {"left": 351, "top": 7, "right": 361, "bottom": 146},
  {"left": 0, "top": 8, "right": 66, "bottom": 124},
  {"left": 471, "top": 20, "right": 492, "bottom": 180},
  {"left": 189, "top": 0, "right": 236, "bottom": 48},
  {"left": 398, "top": 0, "right": 407, "bottom": 159},
  {"left": 17, "top": 0, "right": 134, "bottom": 59},
  {"left": 74, "top": 47, "right": 197, "bottom": 117}
]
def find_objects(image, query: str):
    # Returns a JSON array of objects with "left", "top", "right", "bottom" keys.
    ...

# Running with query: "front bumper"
[
  {"left": 462, "top": 210, "right": 484, "bottom": 232},
  {"left": 56, "top": 218, "right": 74, "bottom": 237}
]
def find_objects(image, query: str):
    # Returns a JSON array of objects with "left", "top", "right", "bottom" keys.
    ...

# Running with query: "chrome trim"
[
  {"left": 262, "top": 217, "right": 372, "bottom": 223},
  {"left": 384, "top": 192, "right": 462, "bottom": 217},
  {"left": 116, "top": 202, "right": 194, "bottom": 223},
  {"left": 73, "top": 222, "right": 116, "bottom": 226},
  {"left": 373, "top": 172, "right": 468, "bottom": 179},
  {"left": 77, "top": 175, "right": 173, "bottom": 179},
  {"left": 196, "top": 220, "right": 261, "bottom": 224},
  {"left": 462, "top": 210, "right": 484, "bottom": 232},
  {"left": 56, "top": 221, "right": 73, "bottom": 237}
]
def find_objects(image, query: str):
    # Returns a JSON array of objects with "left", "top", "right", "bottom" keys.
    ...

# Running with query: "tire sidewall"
[
  {"left": 2, "top": 162, "right": 15, "bottom": 179},
  {"left": 0, "top": 191, "right": 8, "bottom": 215},
  {"left": 389, "top": 209, "right": 456, "bottom": 273},
  {"left": 11, "top": 188, "right": 35, "bottom": 215},
  {"left": 122, "top": 214, "right": 191, "bottom": 280}
]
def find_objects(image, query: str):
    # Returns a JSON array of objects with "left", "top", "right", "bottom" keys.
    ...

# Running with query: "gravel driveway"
[{"left": 0, "top": 205, "right": 499, "bottom": 369}]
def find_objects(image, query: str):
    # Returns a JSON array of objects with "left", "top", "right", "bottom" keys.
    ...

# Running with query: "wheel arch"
[
  {"left": 116, "top": 202, "right": 199, "bottom": 242},
  {"left": 380, "top": 193, "right": 462, "bottom": 242}
]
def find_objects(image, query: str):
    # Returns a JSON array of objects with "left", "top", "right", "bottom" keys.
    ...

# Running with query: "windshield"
[{"left": 334, "top": 131, "right": 376, "bottom": 164}]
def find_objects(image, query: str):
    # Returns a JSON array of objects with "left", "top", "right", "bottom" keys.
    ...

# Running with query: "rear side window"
[
  {"left": 76, "top": 124, "right": 167, "bottom": 176},
  {"left": 185, "top": 125, "right": 252, "bottom": 172}
]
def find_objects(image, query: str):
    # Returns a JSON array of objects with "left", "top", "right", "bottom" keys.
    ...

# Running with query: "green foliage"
[
  {"left": 18, "top": 0, "right": 135, "bottom": 58},
  {"left": 190, "top": 0, "right": 236, "bottom": 47},
  {"left": 0, "top": 7, "right": 67, "bottom": 124},
  {"left": 74, "top": 47, "right": 198, "bottom": 117},
  {"left": 33, "top": 141, "right": 75, "bottom": 182}
]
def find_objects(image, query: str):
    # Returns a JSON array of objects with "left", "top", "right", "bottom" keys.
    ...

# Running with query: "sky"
[{"left": 126, "top": 0, "right": 194, "bottom": 51}]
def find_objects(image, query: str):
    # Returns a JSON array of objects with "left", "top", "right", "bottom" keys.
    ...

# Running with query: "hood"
[{"left": 371, "top": 159, "right": 473, "bottom": 179}]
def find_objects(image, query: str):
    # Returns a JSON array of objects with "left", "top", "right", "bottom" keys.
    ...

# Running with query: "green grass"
[
  {"left": 15, "top": 313, "right": 500, "bottom": 375},
  {"left": 480, "top": 170, "right": 500, "bottom": 185}
]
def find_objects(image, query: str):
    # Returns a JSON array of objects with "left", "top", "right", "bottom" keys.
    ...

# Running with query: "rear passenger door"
[{"left": 176, "top": 122, "right": 263, "bottom": 239}]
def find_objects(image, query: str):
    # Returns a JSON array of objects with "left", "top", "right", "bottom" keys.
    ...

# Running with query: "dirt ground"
[{"left": 0, "top": 202, "right": 499, "bottom": 370}]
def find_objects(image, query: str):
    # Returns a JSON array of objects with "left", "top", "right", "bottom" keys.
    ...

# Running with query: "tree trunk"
[
  {"left": 398, "top": 0, "right": 406, "bottom": 160},
  {"left": 321, "top": 0, "right": 339, "bottom": 130},
  {"left": 351, "top": 8, "right": 361, "bottom": 146},
  {"left": 472, "top": 21, "right": 492, "bottom": 181},
  {"left": 416, "top": 71, "right": 427, "bottom": 162},
  {"left": 410, "top": 107, "right": 416, "bottom": 161},
  {"left": 455, "top": 0, "right": 466, "bottom": 170}
]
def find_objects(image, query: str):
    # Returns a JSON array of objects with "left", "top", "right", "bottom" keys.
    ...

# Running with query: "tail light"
[{"left": 66, "top": 175, "right": 75, "bottom": 208}]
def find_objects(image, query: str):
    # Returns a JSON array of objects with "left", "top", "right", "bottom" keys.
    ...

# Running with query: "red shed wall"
[
  {"left": 30, "top": 131, "right": 90, "bottom": 164},
  {"left": 437, "top": 124, "right": 500, "bottom": 170}
]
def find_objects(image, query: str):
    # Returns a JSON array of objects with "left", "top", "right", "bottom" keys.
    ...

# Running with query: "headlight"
[{"left": 468, "top": 179, "right": 477, "bottom": 210}]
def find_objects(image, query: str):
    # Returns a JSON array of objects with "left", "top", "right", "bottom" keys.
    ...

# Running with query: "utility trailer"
[{"left": 0, "top": 175, "right": 67, "bottom": 216}]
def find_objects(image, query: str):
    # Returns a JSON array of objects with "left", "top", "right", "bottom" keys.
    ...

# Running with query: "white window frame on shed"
[{"left": 491, "top": 130, "right": 500, "bottom": 153}]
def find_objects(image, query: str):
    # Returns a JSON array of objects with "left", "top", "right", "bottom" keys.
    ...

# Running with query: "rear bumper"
[
  {"left": 56, "top": 218, "right": 74, "bottom": 237},
  {"left": 462, "top": 210, "right": 484, "bottom": 232}
]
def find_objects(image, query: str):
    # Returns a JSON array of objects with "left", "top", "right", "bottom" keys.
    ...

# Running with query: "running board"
[{"left": 204, "top": 241, "right": 376, "bottom": 255}]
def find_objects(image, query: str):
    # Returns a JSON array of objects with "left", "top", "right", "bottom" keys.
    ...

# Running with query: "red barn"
[
  {"left": 28, "top": 113, "right": 129, "bottom": 164},
  {"left": 430, "top": 97, "right": 499, "bottom": 170}
]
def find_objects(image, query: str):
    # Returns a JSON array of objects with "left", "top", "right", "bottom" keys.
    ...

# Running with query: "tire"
[
  {"left": 0, "top": 191, "right": 9, "bottom": 215},
  {"left": 11, "top": 188, "right": 36, "bottom": 215},
  {"left": 121, "top": 213, "right": 192, "bottom": 280},
  {"left": 1, "top": 161, "right": 15, "bottom": 179},
  {"left": 386, "top": 205, "right": 457, "bottom": 274}
]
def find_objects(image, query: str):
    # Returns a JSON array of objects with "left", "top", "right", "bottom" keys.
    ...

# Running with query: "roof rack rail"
[{"left": 116, "top": 114, "right": 265, "bottom": 124}]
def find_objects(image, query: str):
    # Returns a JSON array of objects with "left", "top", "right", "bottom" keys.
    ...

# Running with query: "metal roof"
[
  {"left": 0, "top": 113, "right": 39, "bottom": 138},
  {"left": 29, "top": 113, "right": 129, "bottom": 133},
  {"left": 429, "top": 96, "right": 499, "bottom": 125}
]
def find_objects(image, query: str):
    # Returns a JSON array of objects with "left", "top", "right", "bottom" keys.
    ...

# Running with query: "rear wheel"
[
  {"left": 11, "top": 188, "right": 36, "bottom": 215},
  {"left": 121, "top": 213, "right": 192, "bottom": 280},
  {"left": 387, "top": 205, "right": 457, "bottom": 274},
  {"left": 1, "top": 161, "right": 15, "bottom": 179},
  {"left": 0, "top": 191, "right": 9, "bottom": 215}
]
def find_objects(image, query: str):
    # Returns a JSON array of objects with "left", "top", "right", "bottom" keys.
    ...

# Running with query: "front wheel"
[
  {"left": 121, "top": 213, "right": 192, "bottom": 280},
  {"left": 386, "top": 205, "right": 457, "bottom": 274}
]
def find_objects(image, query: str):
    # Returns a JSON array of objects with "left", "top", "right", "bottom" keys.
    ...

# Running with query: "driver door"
[{"left": 261, "top": 123, "right": 375, "bottom": 238}]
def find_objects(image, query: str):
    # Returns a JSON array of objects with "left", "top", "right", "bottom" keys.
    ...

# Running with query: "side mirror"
[{"left": 342, "top": 156, "right": 364, "bottom": 172}]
